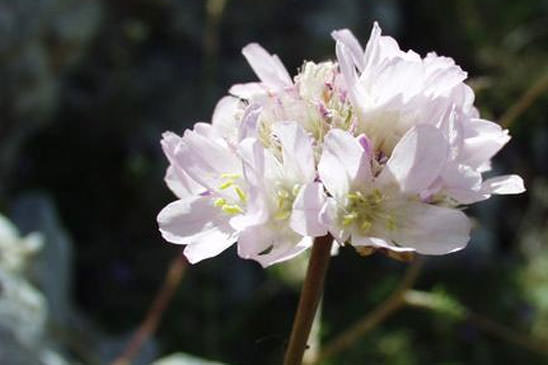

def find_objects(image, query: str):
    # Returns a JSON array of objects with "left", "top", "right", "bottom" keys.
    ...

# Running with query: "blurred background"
[{"left": 0, "top": 0, "right": 547, "bottom": 364}]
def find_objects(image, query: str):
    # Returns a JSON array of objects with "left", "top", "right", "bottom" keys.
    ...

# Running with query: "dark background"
[{"left": 1, "top": 0, "right": 547, "bottom": 364}]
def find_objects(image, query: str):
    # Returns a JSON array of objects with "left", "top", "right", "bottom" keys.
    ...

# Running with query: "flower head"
[{"left": 157, "top": 22, "right": 525, "bottom": 266}]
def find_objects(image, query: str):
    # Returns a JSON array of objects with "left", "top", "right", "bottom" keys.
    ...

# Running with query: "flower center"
[
  {"left": 274, "top": 184, "right": 301, "bottom": 220},
  {"left": 342, "top": 189, "right": 396, "bottom": 235},
  {"left": 214, "top": 173, "right": 247, "bottom": 215}
]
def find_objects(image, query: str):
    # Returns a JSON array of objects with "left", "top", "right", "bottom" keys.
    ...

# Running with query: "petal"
[
  {"left": 319, "top": 198, "right": 350, "bottom": 244},
  {"left": 351, "top": 235, "right": 415, "bottom": 253},
  {"left": 388, "top": 202, "right": 471, "bottom": 255},
  {"left": 241, "top": 43, "right": 292, "bottom": 89},
  {"left": 238, "top": 103, "right": 262, "bottom": 140},
  {"left": 161, "top": 132, "right": 205, "bottom": 197},
  {"left": 436, "top": 106, "right": 463, "bottom": 159},
  {"left": 440, "top": 162, "right": 487, "bottom": 204},
  {"left": 211, "top": 96, "right": 242, "bottom": 140},
  {"left": 164, "top": 166, "right": 204, "bottom": 199},
  {"left": 238, "top": 137, "right": 281, "bottom": 188},
  {"left": 331, "top": 29, "right": 365, "bottom": 71},
  {"left": 336, "top": 41, "right": 358, "bottom": 87},
  {"left": 192, "top": 122, "right": 220, "bottom": 139},
  {"left": 363, "top": 22, "right": 403, "bottom": 73},
  {"left": 335, "top": 41, "right": 368, "bottom": 109},
  {"left": 176, "top": 128, "right": 241, "bottom": 189},
  {"left": 238, "top": 138, "right": 265, "bottom": 186},
  {"left": 273, "top": 122, "right": 315, "bottom": 182},
  {"left": 481, "top": 174, "right": 525, "bottom": 195},
  {"left": 229, "top": 82, "right": 267, "bottom": 100},
  {"left": 182, "top": 232, "right": 237, "bottom": 264},
  {"left": 422, "top": 53, "right": 467, "bottom": 96},
  {"left": 229, "top": 186, "right": 269, "bottom": 231},
  {"left": 460, "top": 119, "right": 510, "bottom": 169},
  {"left": 157, "top": 197, "right": 237, "bottom": 263},
  {"left": 445, "top": 188, "right": 488, "bottom": 205},
  {"left": 318, "top": 129, "right": 372, "bottom": 199},
  {"left": 237, "top": 225, "right": 312, "bottom": 267},
  {"left": 290, "top": 182, "right": 328, "bottom": 237},
  {"left": 379, "top": 125, "right": 448, "bottom": 194}
]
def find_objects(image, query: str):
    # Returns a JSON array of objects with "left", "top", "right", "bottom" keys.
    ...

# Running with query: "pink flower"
[
  {"left": 318, "top": 126, "right": 471, "bottom": 254},
  {"left": 157, "top": 22, "right": 525, "bottom": 265}
]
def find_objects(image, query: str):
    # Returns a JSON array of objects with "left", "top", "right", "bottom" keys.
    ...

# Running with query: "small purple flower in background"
[{"left": 157, "top": 22, "right": 525, "bottom": 267}]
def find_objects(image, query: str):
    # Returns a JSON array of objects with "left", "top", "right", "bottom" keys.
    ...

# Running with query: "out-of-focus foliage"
[
  {"left": 0, "top": 213, "right": 68, "bottom": 364},
  {"left": 0, "top": 0, "right": 546, "bottom": 364},
  {"left": 518, "top": 179, "right": 548, "bottom": 339}
]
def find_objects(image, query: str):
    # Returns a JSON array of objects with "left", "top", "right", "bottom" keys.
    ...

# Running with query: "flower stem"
[
  {"left": 284, "top": 234, "right": 333, "bottom": 365},
  {"left": 112, "top": 255, "right": 187, "bottom": 365}
]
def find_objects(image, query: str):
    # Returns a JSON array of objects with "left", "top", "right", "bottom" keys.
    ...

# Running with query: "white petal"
[
  {"left": 164, "top": 166, "right": 204, "bottom": 199},
  {"left": 318, "top": 129, "right": 372, "bottom": 199},
  {"left": 229, "top": 82, "right": 267, "bottom": 100},
  {"left": 157, "top": 197, "right": 230, "bottom": 244},
  {"left": 460, "top": 119, "right": 510, "bottom": 169},
  {"left": 290, "top": 182, "right": 328, "bottom": 237},
  {"left": 351, "top": 235, "right": 415, "bottom": 253},
  {"left": 336, "top": 41, "right": 358, "bottom": 87},
  {"left": 238, "top": 138, "right": 265, "bottom": 186},
  {"left": 440, "top": 162, "right": 486, "bottom": 204},
  {"left": 229, "top": 186, "right": 269, "bottom": 231},
  {"left": 389, "top": 202, "right": 471, "bottom": 255},
  {"left": 238, "top": 137, "right": 281, "bottom": 192},
  {"left": 379, "top": 125, "right": 448, "bottom": 194},
  {"left": 211, "top": 96, "right": 242, "bottom": 140},
  {"left": 436, "top": 106, "right": 463, "bottom": 159},
  {"left": 481, "top": 175, "right": 525, "bottom": 195},
  {"left": 422, "top": 53, "right": 467, "bottom": 96},
  {"left": 319, "top": 198, "right": 350, "bottom": 244},
  {"left": 176, "top": 128, "right": 241, "bottom": 189},
  {"left": 237, "top": 225, "right": 312, "bottom": 267},
  {"left": 363, "top": 22, "right": 402, "bottom": 73},
  {"left": 157, "top": 197, "right": 237, "bottom": 263},
  {"left": 241, "top": 43, "right": 292, "bottom": 89},
  {"left": 238, "top": 104, "right": 262, "bottom": 140},
  {"left": 445, "top": 188, "right": 489, "bottom": 205},
  {"left": 335, "top": 42, "right": 367, "bottom": 111},
  {"left": 273, "top": 122, "right": 315, "bottom": 182},
  {"left": 161, "top": 132, "right": 205, "bottom": 197},
  {"left": 192, "top": 122, "right": 220, "bottom": 139},
  {"left": 331, "top": 29, "right": 365, "bottom": 71},
  {"left": 182, "top": 231, "right": 237, "bottom": 264}
]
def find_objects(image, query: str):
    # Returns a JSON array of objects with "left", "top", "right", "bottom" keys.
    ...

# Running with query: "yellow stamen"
[
  {"left": 292, "top": 184, "right": 301, "bottom": 196},
  {"left": 219, "top": 180, "right": 234, "bottom": 190},
  {"left": 220, "top": 173, "right": 241, "bottom": 179},
  {"left": 275, "top": 210, "right": 291, "bottom": 220},
  {"left": 342, "top": 212, "right": 358, "bottom": 226},
  {"left": 347, "top": 191, "right": 364, "bottom": 201},
  {"left": 234, "top": 186, "right": 247, "bottom": 202},
  {"left": 370, "top": 189, "right": 383, "bottom": 204},
  {"left": 221, "top": 204, "right": 243, "bottom": 215},
  {"left": 360, "top": 220, "right": 372, "bottom": 234},
  {"left": 214, "top": 198, "right": 226, "bottom": 207}
]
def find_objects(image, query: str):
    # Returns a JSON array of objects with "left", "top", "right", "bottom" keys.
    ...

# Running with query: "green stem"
[{"left": 284, "top": 234, "right": 333, "bottom": 365}]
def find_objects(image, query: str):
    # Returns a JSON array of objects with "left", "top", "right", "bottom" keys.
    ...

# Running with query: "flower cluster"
[{"left": 157, "top": 23, "right": 525, "bottom": 267}]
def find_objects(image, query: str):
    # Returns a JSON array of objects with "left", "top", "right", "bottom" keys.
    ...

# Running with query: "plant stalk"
[{"left": 284, "top": 234, "right": 333, "bottom": 365}]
